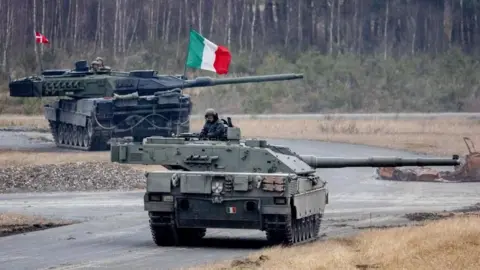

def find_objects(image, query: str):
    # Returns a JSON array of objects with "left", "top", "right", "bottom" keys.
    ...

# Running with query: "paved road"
[{"left": 0, "top": 134, "right": 479, "bottom": 270}]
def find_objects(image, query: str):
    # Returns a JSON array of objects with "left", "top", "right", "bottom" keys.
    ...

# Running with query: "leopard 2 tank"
[
  {"left": 9, "top": 60, "right": 304, "bottom": 151},
  {"left": 110, "top": 117, "right": 460, "bottom": 246}
]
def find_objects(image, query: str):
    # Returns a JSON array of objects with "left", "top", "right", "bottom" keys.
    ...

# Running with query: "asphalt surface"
[{"left": 0, "top": 132, "right": 479, "bottom": 270}]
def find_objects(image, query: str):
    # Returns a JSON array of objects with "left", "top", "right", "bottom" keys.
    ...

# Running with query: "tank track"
[
  {"left": 264, "top": 213, "right": 322, "bottom": 246},
  {"left": 48, "top": 119, "right": 110, "bottom": 151},
  {"left": 149, "top": 212, "right": 206, "bottom": 246},
  {"left": 148, "top": 212, "right": 322, "bottom": 247}
]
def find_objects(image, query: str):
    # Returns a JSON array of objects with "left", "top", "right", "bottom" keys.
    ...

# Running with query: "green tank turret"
[
  {"left": 8, "top": 60, "right": 303, "bottom": 151},
  {"left": 9, "top": 60, "right": 303, "bottom": 98},
  {"left": 109, "top": 117, "right": 460, "bottom": 247}
]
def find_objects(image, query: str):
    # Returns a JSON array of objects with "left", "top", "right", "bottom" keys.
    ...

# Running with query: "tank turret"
[
  {"left": 9, "top": 60, "right": 303, "bottom": 98},
  {"left": 8, "top": 60, "right": 303, "bottom": 151},
  {"left": 109, "top": 118, "right": 460, "bottom": 247}
]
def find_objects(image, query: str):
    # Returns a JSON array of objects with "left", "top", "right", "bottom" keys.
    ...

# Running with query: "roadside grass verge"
[
  {"left": 194, "top": 214, "right": 480, "bottom": 270},
  {"left": 0, "top": 212, "right": 75, "bottom": 237}
]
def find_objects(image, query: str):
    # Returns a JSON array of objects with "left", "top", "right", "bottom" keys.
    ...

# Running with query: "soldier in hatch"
[
  {"left": 199, "top": 108, "right": 226, "bottom": 139},
  {"left": 90, "top": 60, "right": 100, "bottom": 72},
  {"left": 94, "top": 57, "right": 111, "bottom": 71}
]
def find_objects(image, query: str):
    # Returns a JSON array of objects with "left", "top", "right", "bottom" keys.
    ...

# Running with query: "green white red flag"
[{"left": 185, "top": 29, "right": 231, "bottom": 75}]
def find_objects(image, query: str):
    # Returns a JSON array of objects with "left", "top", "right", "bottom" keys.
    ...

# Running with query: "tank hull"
[
  {"left": 45, "top": 92, "right": 191, "bottom": 151},
  {"left": 144, "top": 171, "right": 327, "bottom": 246}
]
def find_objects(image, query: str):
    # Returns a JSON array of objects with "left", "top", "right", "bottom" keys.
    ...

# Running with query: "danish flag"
[{"left": 35, "top": 32, "right": 49, "bottom": 44}]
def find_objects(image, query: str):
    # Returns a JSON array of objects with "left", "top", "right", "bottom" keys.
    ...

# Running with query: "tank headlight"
[
  {"left": 149, "top": 194, "right": 162, "bottom": 201},
  {"left": 212, "top": 181, "right": 223, "bottom": 194},
  {"left": 162, "top": 195, "right": 174, "bottom": 202}
]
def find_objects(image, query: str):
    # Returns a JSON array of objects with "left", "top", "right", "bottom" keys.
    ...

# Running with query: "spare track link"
[
  {"left": 265, "top": 213, "right": 322, "bottom": 246},
  {"left": 49, "top": 119, "right": 109, "bottom": 151},
  {"left": 149, "top": 212, "right": 206, "bottom": 246}
]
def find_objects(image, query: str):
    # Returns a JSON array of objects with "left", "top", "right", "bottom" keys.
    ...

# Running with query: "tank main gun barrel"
[
  {"left": 299, "top": 155, "right": 460, "bottom": 168},
  {"left": 183, "top": 73, "right": 304, "bottom": 88},
  {"left": 9, "top": 71, "right": 304, "bottom": 98}
]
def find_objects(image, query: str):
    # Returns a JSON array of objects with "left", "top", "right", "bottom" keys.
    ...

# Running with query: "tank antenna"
[{"left": 176, "top": 24, "right": 193, "bottom": 136}]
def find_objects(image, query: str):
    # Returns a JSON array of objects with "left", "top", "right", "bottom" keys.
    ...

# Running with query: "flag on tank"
[{"left": 185, "top": 29, "right": 231, "bottom": 75}]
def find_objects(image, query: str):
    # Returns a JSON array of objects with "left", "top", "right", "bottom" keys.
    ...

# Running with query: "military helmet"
[
  {"left": 204, "top": 108, "right": 217, "bottom": 117},
  {"left": 95, "top": 57, "right": 104, "bottom": 65}
]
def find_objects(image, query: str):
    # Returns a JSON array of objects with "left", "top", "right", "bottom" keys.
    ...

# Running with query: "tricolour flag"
[
  {"left": 226, "top": 206, "right": 236, "bottom": 214},
  {"left": 35, "top": 32, "right": 49, "bottom": 44},
  {"left": 186, "top": 29, "right": 231, "bottom": 75}
]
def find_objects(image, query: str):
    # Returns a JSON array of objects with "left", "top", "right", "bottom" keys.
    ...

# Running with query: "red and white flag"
[{"left": 35, "top": 32, "right": 49, "bottom": 44}]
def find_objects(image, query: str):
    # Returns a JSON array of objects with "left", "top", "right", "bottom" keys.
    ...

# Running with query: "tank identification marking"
[{"left": 226, "top": 206, "right": 237, "bottom": 214}]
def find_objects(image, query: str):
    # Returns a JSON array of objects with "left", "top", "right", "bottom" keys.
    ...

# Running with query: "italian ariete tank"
[
  {"left": 8, "top": 60, "right": 303, "bottom": 151},
  {"left": 110, "top": 117, "right": 460, "bottom": 246}
]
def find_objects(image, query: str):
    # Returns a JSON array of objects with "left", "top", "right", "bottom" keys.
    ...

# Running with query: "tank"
[
  {"left": 9, "top": 60, "right": 303, "bottom": 151},
  {"left": 109, "top": 117, "right": 460, "bottom": 246}
]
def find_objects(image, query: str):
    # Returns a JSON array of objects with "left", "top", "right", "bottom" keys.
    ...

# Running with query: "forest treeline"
[{"left": 1, "top": 0, "right": 480, "bottom": 114}]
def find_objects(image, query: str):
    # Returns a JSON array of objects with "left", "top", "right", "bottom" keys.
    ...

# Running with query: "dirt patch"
[
  {"left": 355, "top": 224, "right": 417, "bottom": 230},
  {"left": 453, "top": 202, "right": 480, "bottom": 212},
  {"left": 0, "top": 212, "right": 74, "bottom": 237},
  {"left": 404, "top": 203, "right": 480, "bottom": 222},
  {"left": 229, "top": 255, "right": 270, "bottom": 268},
  {"left": 404, "top": 212, "right": 455, "bottom": 222}
]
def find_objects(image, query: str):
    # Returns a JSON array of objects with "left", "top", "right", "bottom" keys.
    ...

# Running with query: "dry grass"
[
  {"left": 0, "top": 212, "right": 73, "bottom": 236},
  {"left": 0, "top": 212, "right": 67, "bottom": 226},
  {"left": 194, "top": 215, "right": 480, "bottom": 270},
  {"left": 190, "top": 117, "right": 480, "bottom": 156},
  {"left": 0, "top": 114, "right": 47, "bottom": 130}
]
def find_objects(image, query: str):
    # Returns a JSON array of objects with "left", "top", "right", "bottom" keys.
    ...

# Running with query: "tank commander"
[
  {"left": 199, "top": 108, "right": 226, "bottom": 139},
  {"left": 90, "top": 60, "right": 101, "bottom": 72},
  {"left": 94, "top": 57, "right": 112, "bottom": 71}
]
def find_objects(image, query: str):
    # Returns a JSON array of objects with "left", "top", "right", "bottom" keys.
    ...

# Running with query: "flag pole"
[
  {"left": 183, "top": 24, "right": 193, "bottom": 81},
  {"left": 34, "top": 31, "right": 44, "bottom": 72}
]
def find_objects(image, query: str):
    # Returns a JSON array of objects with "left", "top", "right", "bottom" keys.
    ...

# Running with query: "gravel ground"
[{"left": 0, "top": 162, "right": 146, "bottom": 193}]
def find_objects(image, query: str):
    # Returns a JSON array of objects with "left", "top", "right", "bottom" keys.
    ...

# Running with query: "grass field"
[{"left": 194, "top": 214, "right": 480, "bottom": 270}]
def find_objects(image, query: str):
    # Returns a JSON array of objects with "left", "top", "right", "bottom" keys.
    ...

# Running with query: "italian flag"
[
  {"left": 226, "top": 206, "right": 237, "bottom": 214},
  {"left": 186, "top": 29, "right": 231, "bottom": 75}
]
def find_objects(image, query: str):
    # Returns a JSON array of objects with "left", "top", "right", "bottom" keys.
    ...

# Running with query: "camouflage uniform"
[{"left": 200, "top": 108, "right": 226, "bottom": 139}]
